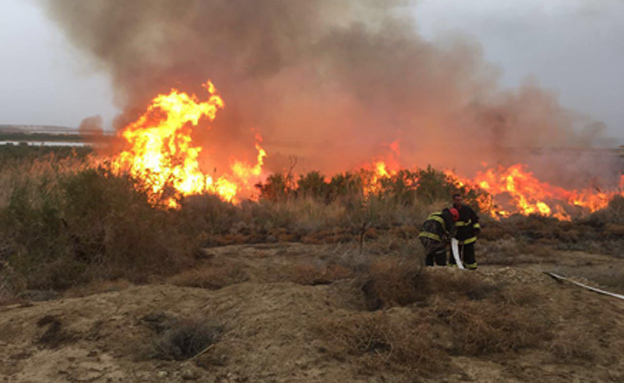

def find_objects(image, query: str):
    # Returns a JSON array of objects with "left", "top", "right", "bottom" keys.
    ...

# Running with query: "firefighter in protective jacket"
[
  {"left": 418, "top": 208, "right": 459, "bottom": 266},
  {"left": 449, "top": 193, "right": 480, "bottom": 269}
]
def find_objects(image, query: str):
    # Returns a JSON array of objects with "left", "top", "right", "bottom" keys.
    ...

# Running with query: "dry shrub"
[
  {"left": 148, "top": 318, "right": 223, "bottom": 361},
  {"left": 244, "top": 198, "right": 350, "bottom": 234},
  {"left": 36, "top": 315, "right": 76, "bottom": 349},
  {"left": 317, "top": 312, "right": 447, "bottom": 375},
  {"left": 177, "top": 194, "right": 240, "bottom": 236},
  {"left": 480, "top": 238, "right": 555, "bottom": 266},
  {"left": 1, "top": 167, "right": 196, "bottom": 291},
  {"left": 479, "top": 238, "right": 521, "bottom": 265},
  {"left": 335, "top": 245, "right": 375, "bottom": 274},
  {"left": 168, "top": 263, "right": 249, "bottom": 290},
  {"left": 585, "top": 195, "right": 624, "bottom": 226},
  {"left": 425, "top": 272, "right": 552, "bottom": 356},
  {"left": 0, "top": 260, "right": 24, "bottom": 306},
  {"left": 429, "top": 270, "right": 503, "bottom": 301},
  {"left": 63, "top": 278, "right": 132, "bottom": 298},
  {"left": 433, "top": 298, "right": 550, "bottom": 356},
  {"left": 0, "top": 288, "right": 17, "bottom": 306},
  {"left": 361, "top": 257, "right": 431, "bottom": 310},
  {"left": 388, "top": 225, "right": 421, "bottom": 239},
  {"left": 604, "top": 223, "right": 624, "bottom": 238},
  {"left": 478, "top": 221, "right": 512, "bottom": 241},
  {"left": 494, "top": 284, "right": 543, "bottom": 307},
  {"left": 284, "top": 261, "right": 353, "bottom": 285},
  {"left": 301, "top": 228, "right": 359, "bottom": 244},
  {"left": 0, "top": 148, "right": 90, "bottom": 208},
  {"left": 548, "top": 328, "right": 601, "bottom": 363}
]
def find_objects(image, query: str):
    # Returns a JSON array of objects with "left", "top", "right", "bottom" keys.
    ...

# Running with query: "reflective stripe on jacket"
[
  {"left": 455, "top": 205, "right": 480, "bottom": 244},
  {"left": 419, "top": 210, "right": 455, "bottom": 243}
]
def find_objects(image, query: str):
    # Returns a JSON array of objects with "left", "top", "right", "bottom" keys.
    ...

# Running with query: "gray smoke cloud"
[
  {"left": 78, "top": 115, "right": 103, "bottom": 135},
  {"left": 44, "top": 0, "right": 620, "bottom": 186}
]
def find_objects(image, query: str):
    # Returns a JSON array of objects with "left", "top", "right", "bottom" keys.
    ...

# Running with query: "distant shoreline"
[
  {"left": 0, "top": 141, "right": 90, "bottom": 147},
  {"left": 0, "top": 129, "right": 112, "bottom": 145},
  {"left": 0, "top": 124, "right": 79, "bottom": 135}
]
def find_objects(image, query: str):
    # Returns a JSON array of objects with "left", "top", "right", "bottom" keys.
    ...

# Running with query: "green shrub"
[
  {"left": 255, "top": 166, "right": 489, "bottom": 218},
  {"left": 255, "top": 173, "right": 294, "bottom": 202},
  {"left": 327, "top": 172, "right": 364, "bottom": 205},
  {"left": 296, "top": 171, "right": 329, "bottom": 201},
  {"left": 176, "top": 194, "right": 240, "bottom": 236}
]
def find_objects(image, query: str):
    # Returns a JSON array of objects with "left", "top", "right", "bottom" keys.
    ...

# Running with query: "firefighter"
[
  {"left": 418, "top": 207, "right": 459, "bottom": 266},
  {"left": 449, "top": 193, "right": 480, "bottom": 269}
]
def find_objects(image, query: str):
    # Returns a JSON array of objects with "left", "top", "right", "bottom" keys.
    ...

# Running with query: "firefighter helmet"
[{"left": 449, "top": 208, "right": 460, "bottom": 222}]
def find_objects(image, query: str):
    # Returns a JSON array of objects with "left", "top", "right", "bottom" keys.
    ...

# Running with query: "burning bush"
[
  {"left": 584, "top": 195, "right": 624, "bottom": 226},
  {"left": 256, "top": 166, "right": 486, "bottom": 212},
  {"left": 250, "top": 167, "right": 483, "bottom": 236},
  {"left": 1, "top": 144, "right": 622, "bottom": 297}
]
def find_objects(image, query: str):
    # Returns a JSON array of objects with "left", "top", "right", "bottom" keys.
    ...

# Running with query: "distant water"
[{"left": 0, "top": 141, "right": 89, "bottom": 147}]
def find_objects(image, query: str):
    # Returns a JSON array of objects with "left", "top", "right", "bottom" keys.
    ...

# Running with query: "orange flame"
[
  {"left": 111, "top": 81, "right": 266, "bottom": 207},
  {"left": 360, "top": 140, "right": 403, "bottom": 195},
  {"left": 446, "top": 165, "right": 623, "bottom": 220},
  {"left": 362, "top": 161, "right": 401, "bottom": 196},
  {"left": 108, "top": 81, "right": 620, "bottom": 220}
]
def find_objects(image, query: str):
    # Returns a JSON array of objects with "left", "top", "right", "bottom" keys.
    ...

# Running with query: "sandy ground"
[{"left": 1, "top": 243, "right": 623, "bottom": 383}]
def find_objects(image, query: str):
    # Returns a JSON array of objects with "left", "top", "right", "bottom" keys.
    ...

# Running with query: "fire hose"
[
  {"left": 546, "top": 272, "right": 624, "bottom": 301},
  {"left": 450, "top": 238, "right": 465, "bottom": 269}
]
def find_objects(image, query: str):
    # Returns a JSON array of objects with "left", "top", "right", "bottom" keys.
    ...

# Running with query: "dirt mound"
[{"left": 1, "top": 243, "right": 623, "bottom": 382}]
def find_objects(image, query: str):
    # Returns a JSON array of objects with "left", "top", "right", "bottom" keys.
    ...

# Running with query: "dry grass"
[
  {"left": 63, "top": 278, "right": 133, "bottom": 298},
  {"left": 283, "top": 261, "right": 354, "bottom": 285},
  {"left": 360, "top": 256, "right": 431, "bottom": 310},
  {"left": 479, "top": 237, "right": 556, "bottom": 266},
  {"left": 433, "top": 299, "right": 550, "bottom": 355},
  {"left": 428, "top": 270, "right": 504, "bottom": 301},
  {"left": 168, "top": 262, "right": 249, "bottom": 290},
  {"left": 315, "top": 268, "right": 565, "bottom": 376},
  {"left": 317, "top": 311, "right": 448, "bottom": 375},
  {"left": 0, "top": 150, "right": 89, "bottom": 208},
  {"left": 427, "top": 271, "right": 552, "bottom": 355},
  {"left": 548, "top": 328, "right": 602, "bottom": 363}
]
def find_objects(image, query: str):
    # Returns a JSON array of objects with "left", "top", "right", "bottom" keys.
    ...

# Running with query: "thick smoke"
[{"left": 44, "top": 0, "right": 619, "bottom": 186}]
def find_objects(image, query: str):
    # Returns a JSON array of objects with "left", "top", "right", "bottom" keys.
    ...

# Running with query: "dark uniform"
[
  {"left": 449, "top": 205, "right": 480, "bottom": 269},
  {"left": 418, "top": 209, "right": 456, "bottom": 266}
]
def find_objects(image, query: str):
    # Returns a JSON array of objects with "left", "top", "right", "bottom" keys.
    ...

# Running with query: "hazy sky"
[{"left": 1, "top": 0, "right": 623, "bottom": 143}]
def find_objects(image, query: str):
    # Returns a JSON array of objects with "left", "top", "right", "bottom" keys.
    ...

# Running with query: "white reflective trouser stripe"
[{"left": 451, "top": 238, "right": 464, "bottom": 270}]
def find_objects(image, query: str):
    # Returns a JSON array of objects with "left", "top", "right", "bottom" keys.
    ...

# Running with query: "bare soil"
[{"left": 1, "top": 243, "right": 623, "bottom": 383}]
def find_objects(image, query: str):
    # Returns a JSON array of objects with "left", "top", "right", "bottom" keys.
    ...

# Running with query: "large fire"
[
  {"left": 109, "top": 81, "right": 622, "bottom": 220},
  {"left": 444, "top": 165, "right": 623, "bottom": 220},
  {"left": 111, "top": 81, "right": 265, "bottom": 207}
]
